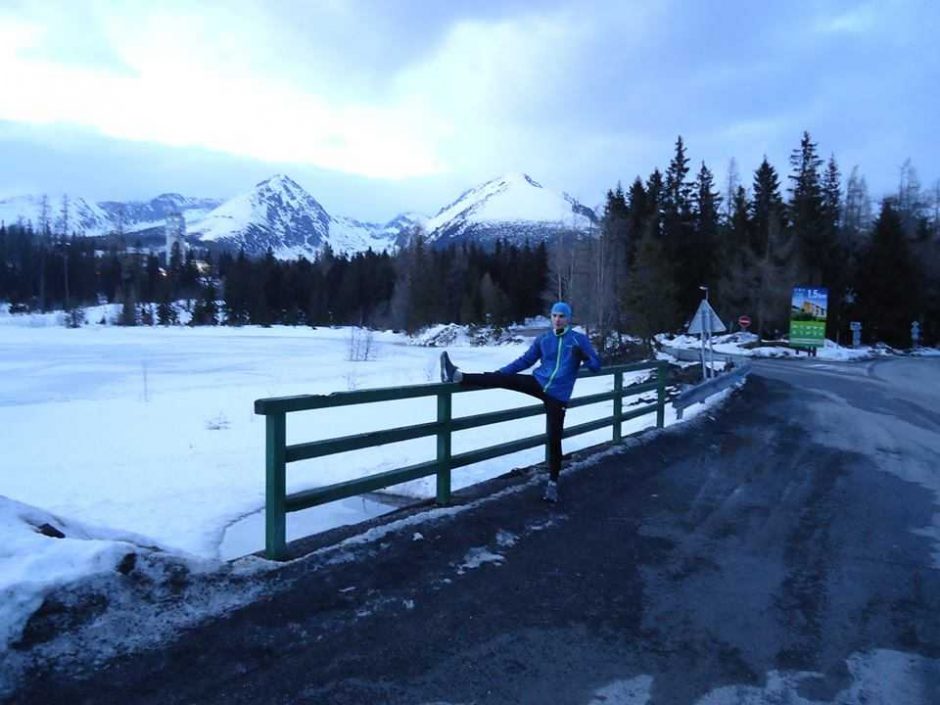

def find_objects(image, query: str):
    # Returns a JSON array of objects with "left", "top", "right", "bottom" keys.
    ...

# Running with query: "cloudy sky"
[{"left": 1, "top": 0, "right": 937, "bottom": 220}]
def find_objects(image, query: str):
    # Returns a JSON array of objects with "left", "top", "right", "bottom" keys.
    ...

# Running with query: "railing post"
[
  {"left": 545, "top": 412, "right": 551, "bottom": 466},
  {"left": 612, "top": 370, "right": 623, "bottom": 442},
  {"left": 656, "top": 361, "right": 667, "bottom": 428},
  {"left": 265, "top": 412, "right": 287, "bottom": 560},
  {"left": 436, "top": 389, "right": 452, "bottom": 505}
]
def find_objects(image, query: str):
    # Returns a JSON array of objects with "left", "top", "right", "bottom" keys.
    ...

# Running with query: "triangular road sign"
[{"left": 687, "top": 299, "right": 727, "bottom": 334}]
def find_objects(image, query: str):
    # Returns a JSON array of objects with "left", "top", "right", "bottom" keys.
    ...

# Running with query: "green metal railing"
[{"left": 254, "top": 361, "right": 668, "bottom": 560}]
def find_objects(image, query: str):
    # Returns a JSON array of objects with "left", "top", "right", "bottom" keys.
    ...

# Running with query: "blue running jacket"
[{"left": 498, "top": 327, "right": 602, "bottom": 403}]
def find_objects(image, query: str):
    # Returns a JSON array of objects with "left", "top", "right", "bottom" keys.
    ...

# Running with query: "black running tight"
[{"left": 459, "top": 373, "right": 566, "bottom": 481}]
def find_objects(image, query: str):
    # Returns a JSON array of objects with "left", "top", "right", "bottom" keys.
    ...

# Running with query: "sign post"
[
  {"left": 688, "top": 296, "right": 726, "bottom": 380},
  {"left": 850, "top": 321, "right": 862, "bottom": 349},
  {"left": 789, "top": 287, "right": 828, "bottom": 354}
]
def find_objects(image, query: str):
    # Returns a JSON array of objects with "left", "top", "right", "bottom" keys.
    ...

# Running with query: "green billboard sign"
[{"left": 789, "top": 287, "right": 828, "bottom": 347}]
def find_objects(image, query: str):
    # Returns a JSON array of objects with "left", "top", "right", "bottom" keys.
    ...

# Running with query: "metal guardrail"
[
  {"left": 254, "top": 361, "right": 669, "bottom": 560},
  {"left": 672, "top": 362, "right": 752, "bottom": 419},
  {"left": 660, "top": 344, "right": 750, "bottom": 365}
]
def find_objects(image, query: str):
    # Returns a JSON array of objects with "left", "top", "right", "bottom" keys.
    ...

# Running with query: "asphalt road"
[{"left": 12, "top": 357, "right": 940, "bottom": 704}]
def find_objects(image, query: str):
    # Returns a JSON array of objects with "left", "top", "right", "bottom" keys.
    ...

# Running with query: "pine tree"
[
  {"left": 157, "top": 295, "right": 178, "bottom": 326},
  {"left": 663, "top": 138, "right": 696, "bottom": 311},
  {"left": 190, "top": 280, "right": 220, "bottom": 326},
  {"left": 716, "top": 185, "right": 753, "bottom": 325},
  {"left": 897, "top": 158, "right": 925, "bottom": 238},
  {"left": 624, "top": 224, "right": 679, "bottom": 350},
  {"left": 625, "top": 177, "right": 648, "bottom": 268},
  {"left": 56, "top": 195, "right": 71, "bottom": 238},
  {"left": 204, "top": 281, "right": 219, "bottom": 325},
  {"left": 546, "top": 232, "right": 579, "bottom": 305},
  {"left": 479, "top": 272, "right": 511, "bottom": 325},
  {"left": 723, "top": 158, "right": 740, "bottom": 223},
  {"left": 751, "top": 160, "right": 797, "bottom": 337},
  {"left": 596, "top": 185, "right": 630, "bottom": 339},
  {"left": 169, "top": 241, "right": 184, "bottom": 275},
  {"left": 753, "top": 158, "right": 786, "bottom": 257},
  {"left": 788, "top": 131, "right": 826, "bottom": 285},
  {"left": 820, "top": 156, "right": 853, "bottom": 341},
  {"left": 223, "top": 249, "right": 251, "bottom": 325},
  {"left": 856, "top": 199, "right": 920, "bottom": 346},
  {"left": 691, "top": 161, "right": 721, "bottom": 295},
  {"left": 843, "top": 166, "right": 873, "bottom": 241},
  {"left": 663, "top": 136, "right": 693, "bottom": 226},
  {"left": 143, "top": 253, "right": 161, "bottom": 303},
  {"left": 99, "top": 251, "right": 123, "bottom": 303},
  {"left": 822, "top": 157, "right": 842, "bottom": 234},
  {"left": 644, "top": 169, "right": 665, "bottom": 239},
  {"left": 753, "top": 213, "right": 799, "bottom": 339},
  {"left": 38, "top": 195, "right": 51, "bottom": 237}
]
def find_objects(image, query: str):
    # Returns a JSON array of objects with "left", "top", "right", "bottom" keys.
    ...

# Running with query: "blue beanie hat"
[{"left": 551, "top": 301, "right": 572, "bottom": 318}]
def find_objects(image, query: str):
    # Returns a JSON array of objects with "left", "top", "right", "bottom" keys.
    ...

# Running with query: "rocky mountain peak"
[
  {"left": 1, "top": 171, "right": 599, "bottom": 259},
  {"left": 422, "top": 172, "right": 596, "bottom": 247}
]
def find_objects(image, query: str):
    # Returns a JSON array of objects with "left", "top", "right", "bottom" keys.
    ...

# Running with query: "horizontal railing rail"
[
  {"left": 673, "top": 362, "right": 752, "bottom": 419},
  {"left": 254, "top": 360, "right": 668, "bottom": 560}
]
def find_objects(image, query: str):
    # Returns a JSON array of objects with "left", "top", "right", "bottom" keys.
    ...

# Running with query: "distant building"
[
  {"left": 800, "top": 300, "right": 827, "bottom": 319},
  {"left": 165, "top": 212, "right": 186, "bottom": 261}
]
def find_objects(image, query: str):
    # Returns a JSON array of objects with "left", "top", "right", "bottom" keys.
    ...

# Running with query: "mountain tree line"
[
  {"left": 1, "top": 131, "right": 937, "bottom": 347},
  {"left": 570, "top": 133, "right": 939, "bottom": 348},
  {"left": 0, "top": 224, "right": 547, "bottom": 331},
  {"left": 217, "top": 238, "right": 547, "bottom": 330}
]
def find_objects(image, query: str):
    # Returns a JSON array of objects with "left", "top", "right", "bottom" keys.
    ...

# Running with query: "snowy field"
[
  {"left": 3, "top": 308, "right": 935, "bottom": 661},
  {"left": 660, "top": 331, "right": 926, "bottom": 361},
  {"left": 0, "top": 308, "right": 704, "bottom": 653}
]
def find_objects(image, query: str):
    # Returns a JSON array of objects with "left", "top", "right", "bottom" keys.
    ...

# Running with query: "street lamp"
[{"left": 699, "top": 285, "right": 709, "bottom": 301}]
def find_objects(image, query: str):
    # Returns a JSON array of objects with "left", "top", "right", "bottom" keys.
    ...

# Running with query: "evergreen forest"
[{"left": 1, "top": 132, "right": 937, "bottom": 349}]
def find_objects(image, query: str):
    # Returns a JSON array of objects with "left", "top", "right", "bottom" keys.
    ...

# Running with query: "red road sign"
[{"left": 738, "top": 315, "right": 751, "bottom": 329}]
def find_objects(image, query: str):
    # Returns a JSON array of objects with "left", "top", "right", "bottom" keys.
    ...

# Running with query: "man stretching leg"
[{"left": 440, "top": 301, "right": 601, "bottom": 502}]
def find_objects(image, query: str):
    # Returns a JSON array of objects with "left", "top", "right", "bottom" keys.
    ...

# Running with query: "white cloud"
[
  {"left": 0, "top": 5, "right": 446, "bottom": 179},
  {"left": 814, "top": 3, "right": 879, "bottom": 34},
  {"left": 1, "top": 0, "right": 936, "bottom": 209},
  {"left": 390, "top": 10, "right": 601, "bottom": 181}
]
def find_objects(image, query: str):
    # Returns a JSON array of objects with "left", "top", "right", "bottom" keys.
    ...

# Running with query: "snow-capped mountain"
[
  {"left": 0, "top": 192, "right": 221, "bottom": 237},
  {"left": 1, "top": 172, "right": 600, "bottom": 259},
  {"left": 190, "top": 175, "right": 398, "bottom": 258},
  {"left": 189, "top": 173, "right": 598, "bottom": 257},
  {"left": 98, "top": 194, "right": 223, "bottom": 234},
  {"left": 0, "top": 194, "right": 112, "bottom": 235},
  {"left": 375, "top": 212, "right": 429, "bottom": 250},
  {"left": 422, "top": 173, "right": 597, "bottom": 247}
]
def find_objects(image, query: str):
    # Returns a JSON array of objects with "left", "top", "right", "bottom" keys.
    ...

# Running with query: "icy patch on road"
[
  {"left": 809, "top": 393, "right": 940, "bottom": 567},
  {"left": 456, "top": 546, "right": 505, "bottom": 574},
  {"left": 312, "top": 479, "right": 537, "bottom": 568},
  {"left": 695, "top": 649, "right": 939, "bottom": 704}
]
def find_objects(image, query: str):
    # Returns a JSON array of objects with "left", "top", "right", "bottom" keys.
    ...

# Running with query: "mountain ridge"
[
  {"left": 422, "top": 172, "right": 597, "bottom": 247},
  {"left": 0, "top": 172, "right": 598, "bottom": 258}
]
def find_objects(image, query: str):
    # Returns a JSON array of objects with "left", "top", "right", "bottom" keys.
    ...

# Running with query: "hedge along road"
[{"left": 12, "top": 357, "right": 940, "bottom": 704}]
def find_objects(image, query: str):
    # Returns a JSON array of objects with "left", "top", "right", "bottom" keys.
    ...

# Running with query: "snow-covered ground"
[
  {"left": 3, "top": 308, "right": 934, "bottom": 665},
  {"left": 0, "top": 308, "right": 718, "bottom": 656},
  {"left": 660, "top": 331, "right": 910, "bottom": 361}
]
